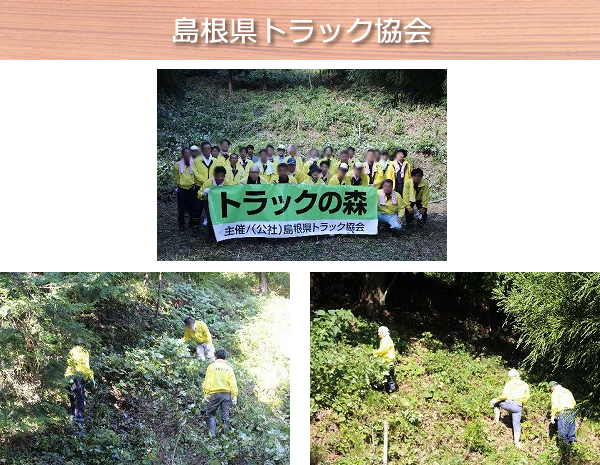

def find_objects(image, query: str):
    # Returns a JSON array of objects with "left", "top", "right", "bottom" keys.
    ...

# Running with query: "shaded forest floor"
[
  {"left": 310, "top": 308, "right": 600, "bottom": 464},
  {"left": 157, "top": 200, "right": 447, "bottom": 261}
]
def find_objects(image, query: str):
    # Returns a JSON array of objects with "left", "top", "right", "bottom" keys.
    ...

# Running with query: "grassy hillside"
[
  {"left": 157, "top": 73, "right": 447, "bottom": 200},
  {"left": 310, "top": 309, "right": 600, "bottom": 464},
  {"left": 156, "top": 73, "right": 447, "bottom": 262},
  {"left": 1, "top": 272, "right": 290, "bottom": 464}
]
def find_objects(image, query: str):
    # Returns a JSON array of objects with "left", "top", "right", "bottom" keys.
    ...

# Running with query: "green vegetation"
[
  {"left": 310, "top": 273, "right": 600, "bottom": 464},
  {"left": 0, "top": 272, "right": 290, "bottom": 464},
  {"left": 157, "top": 70, "right": 447, "bottom": 261}
]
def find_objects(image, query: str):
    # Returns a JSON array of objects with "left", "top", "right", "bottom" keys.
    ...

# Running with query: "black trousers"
[
  {"left": 405, "top": 201, "right": 428, "bottom": 224},
  {"left": 67, "top": 377, "right": 85, "bottom": 424},
  {"left": 204, "top": 200, "right": 216, "bottom": 241},
  {"left": 177, "top": 186, "right": 199, "bottom": 226},
  {"left": 394, "top": 178, "right": 404, "bottom": 197}
]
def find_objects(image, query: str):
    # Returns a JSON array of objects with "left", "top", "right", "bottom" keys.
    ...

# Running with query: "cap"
[
  {"left": 508, "top": 369, "right": 520, "bottom": 378},
  {"left": 548, "top": 381, "right": 558, "bottom": 389},
  {"left": 308, "top": 164, "right": 321, "bottom": 174},
  {"left": 286, "top": 157, "right": 297, "bottom": 165},
  {"left": 277, "top": 144, "right": 286, "bottom": 151},
  {"left": 190, "top": 145, "right": 199, "bottom": 151},
  {"left": 354, "top": 162, "right": 364, "bottom": 169},
  {"left": 339, "top": 163, "right": 349, "bottom": 171}
]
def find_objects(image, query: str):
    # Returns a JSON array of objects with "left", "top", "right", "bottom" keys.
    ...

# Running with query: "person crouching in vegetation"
[
  {"left": 182, "top": 316, "right": 215, "bottom": 361},
  {"left": 548, "top": 381, "right": 578, "bottom": 444},
  {"left": 173, "top": 147, "right": 197, "bottom": 232},
  {"left": 377, "top": 179, "right": 404, "bottom": 234},
  {"left": 303, "top": 164, "right": 324, "bottom": 185},
  {"left": 372, "top": 326, "right": 397, "bottom": 393},
  {"left": 203, "top": 349, "right": 238, "bottom": 438},
  {"left": 393, "top": 148, "right": 411, "bottom": 196},
  {"left": 64, "top": 341, "right": 95, "bottom": 434},
  {"left": 490, "top": 369, "right": 530, "bottom": 449},
  {"left": 403, "top": 168, "right": 430, "bottom": 226}
]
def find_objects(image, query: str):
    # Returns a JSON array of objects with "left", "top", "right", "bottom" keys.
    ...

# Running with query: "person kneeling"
[
  {"left": 403, "top": 168, "right": 429, "bottom": 226},
  {"left": 377, "top": 179, "right": 404, "bottom": 234}
]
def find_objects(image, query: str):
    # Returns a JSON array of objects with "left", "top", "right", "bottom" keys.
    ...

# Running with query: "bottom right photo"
[{"left": 310, "top": 272, "right": 600, "bottom": 464}]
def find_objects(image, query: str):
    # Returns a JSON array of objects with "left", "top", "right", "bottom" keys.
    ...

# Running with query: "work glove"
[
  {"left": 203, "top": 188, "right": 211, "bottom": 196},
  {"left": 550, "top": 416, "right": 555, "bottom": 424},
  {"left": 489, "top": 398, "right": 498, "bottom": 407},
  {"left": 232, "top": 397, "right": 237, "bottom": 406}
]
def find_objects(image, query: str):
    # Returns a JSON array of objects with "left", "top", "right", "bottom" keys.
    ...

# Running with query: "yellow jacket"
[
  {"left": 374, "top": 335, "right": 396, "bottom": 362},
  {"left": 214, "top": 154, "right": 231, "bottom": 167},
  {"left": 302, "top": 177, "right": 325, "bottom": 185},
  {"left": 203, "top": 360, "right": 238, "bottom": 398},
  {"left": 64, "top": 346, "right": 94, "bottom": 380},
  {"left": 288, "top": 169, "right": 306, "bottom": 184},
  {"left": 377, "top": 189, "right": 405, "bottom": 217},
  {"left": 497, "top": 379, "right": 530, "bottom": 404},
  {"left": 349, "top": 174, "right": 369, "bottom": 186},
  {"left": 287, "top": 157, "right": 304, "bottom": 174},
  {"left": 198, "top": 178, "right": 232, "bottom": 199},
  {"left": 173, "top": 161, "right": 196, "bottom": 189},
  {"left": 403, "top": 178, "right": 430, "bottom": 208},
  {"left": 238, "top": 159, "right": 254, "bottom": 174},
  {"left": 224, "top": 165, "right": 246, "bottom": 185},
  {"left": 328, "top": 175, "right": 351, "bottom": 186},
  {"left": 374, "top": 161, "right": 396, "bottom": 188},
  {"left": 257, "top": 163, "right": 275, "bottom": 183},
  {"left": 551, "top": 386, "right": 576, "bottom": 416},
  {"left": 240, "top": 175, "right": 267, "bottom": 185},
  {"left": 319, "top": 158, "right": 339, "bottom": 173},
  {"left": 192, "top": 157, "right": 217, "bottom": 187},
  {"left": 183, "top": 320, "right": 213, "bottom": 345}
]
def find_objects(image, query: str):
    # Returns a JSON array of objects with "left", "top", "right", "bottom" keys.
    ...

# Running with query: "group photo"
[
  {"left": 310, "top": 272, "right": 600, "bottom": 464},
  {"left": 157, "top": 69, "right": 447, "bottom": 261}
]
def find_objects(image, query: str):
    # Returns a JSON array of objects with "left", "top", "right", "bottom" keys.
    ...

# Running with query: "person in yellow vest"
[
  {"left": 275, "top": 144, "right": 288, "bottom": 165},
  {"left": 374, "top": 149, "right": 382, "bottom": 163},
  {"left": 320, "top": 160, "right": 331, "bottom": 184},
  {"left": 211, "top": 146, "right": 220, "bottom": 159},
  {"left": 272, "top": 163, "right": 298, "bottom": 184},
  {"left": 302, "top": 164, "right": 325, "bottom": 185},
  {"left": 287, "top": 145, "right": 304, "bottom": 173},
  {"left": 347, "top": 146, "right": 357, "bottom": 165},
  {"left": 192, "top": 141, "right": 217, "bottom": 229},
  {"left": 372, "top": 326, "right": 397, "bottom": 393},
  {"left": 319, "top": 146, "right": 339, "bottom": 173},
  {"left": 190, "top": 144, "right": 200, "bottom": 159},
  {"left": 214, "top": 138, "right": 231, "bottom": 166},
  {"left": 257, "top": 149, "right": 275, "bottom": 183},
  {"left": 173, "top": 147, "right": 197, "bottom": 231},
  {"left": 199, "top": 166, "right": 230, "bottom": 242},
  {"left": 305, "top": 148, "right": 320, "bottom": 169},
  {"left": 224, "top": 153, "right": 245, "bottom": 185},
  {"left": 64, "top": 341, "right": 95, "bottom": 433},
  {"left": 363, "top": 149, "right": 379, "bottom": 186},
  {"left": 403, "top": 168, "right": 430, "bottom": 226},
  {"left": 349, "top": 162, "right": 369, "bottom": 186},
  {"left": 182, "top": 316, "right": 215, "bottom": 362},
  {"left": 490, "top": 369, "right": 530, "bottom": 449},
  {"left": 240, "top": 164, "right": 267, "bottom": 185},
  {"left": 328, "top": 163, "right": 351, "bottom": 186},
  {"left": 548, "top": 381, "right": 577, "bottom": 444},
  {"left": 203, "top": 349, "right": 238, "bottom": 437},
  {"left": 338, "top": 150, "right": 351, "bottom": 169},
  {"left": 238, "top": 146, "right": 254, "bottom": 174},
  {"left": 374, "top": 150, "right": 395, "bottom": 188},
  {"left": 393, "top": 148, "right": 412, "bottom": 196},
  {"left": 287, "top": 158, "right": 306, "bottom": 184},
  {"left": 377, "top": 179, "right": 404, "bottom": 233}
]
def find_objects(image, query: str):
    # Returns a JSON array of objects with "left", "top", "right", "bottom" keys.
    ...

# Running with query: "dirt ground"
[{"left": 157, "top": 200, "right": 447, "bottom": 261}]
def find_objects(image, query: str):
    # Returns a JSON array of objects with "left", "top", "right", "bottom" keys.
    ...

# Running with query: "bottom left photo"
[{"left": 0, "top": 272, "right": 290, "bottom": 464}]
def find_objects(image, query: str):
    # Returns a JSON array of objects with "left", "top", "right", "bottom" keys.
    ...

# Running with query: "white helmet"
[
  {"left": 378, "top": 326, "right": 390, "bottom": 335},
  {"left": 508, "top": 369, "right": 520, "bottom": 378}
]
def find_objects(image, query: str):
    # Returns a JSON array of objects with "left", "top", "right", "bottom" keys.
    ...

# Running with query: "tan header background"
[{"left": 1, "top": 0, "right": 599, "bottom": 59}]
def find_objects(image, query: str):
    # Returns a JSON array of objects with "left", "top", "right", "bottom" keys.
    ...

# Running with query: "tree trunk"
[
  {"left": 259, "top": 272, "right": 268, "bottom": 295},
  {"left": 358, "top": 273, "right": 387, "bottom": 317},
  {"left": 308, "top": 70, "right": 312, "bottom": 89},
  {"left": 228, "top": 70, "right": 234, "bottom": 95},
  {"left": 157, "top": 272, "right": 163, "bottom": 311}
]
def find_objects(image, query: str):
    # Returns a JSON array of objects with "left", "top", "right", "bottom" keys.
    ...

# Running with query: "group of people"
[
  {"left": 63, "top": 315, "right": 237, "bottom": 438},
  {"left": 371, "top": 329, "right": 579, "bottom": 450},
  {"left": 172, "top": 139, "right": 431, "bottom": 238}
]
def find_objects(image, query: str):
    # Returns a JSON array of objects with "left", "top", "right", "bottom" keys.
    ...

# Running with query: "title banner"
[{"left": 208, "top": 184, "right": 377, "bottom": 241}]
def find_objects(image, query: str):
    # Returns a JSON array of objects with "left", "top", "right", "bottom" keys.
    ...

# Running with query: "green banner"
[{"left": 207, "top": 184, "right": 378, "bottom": 241}]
